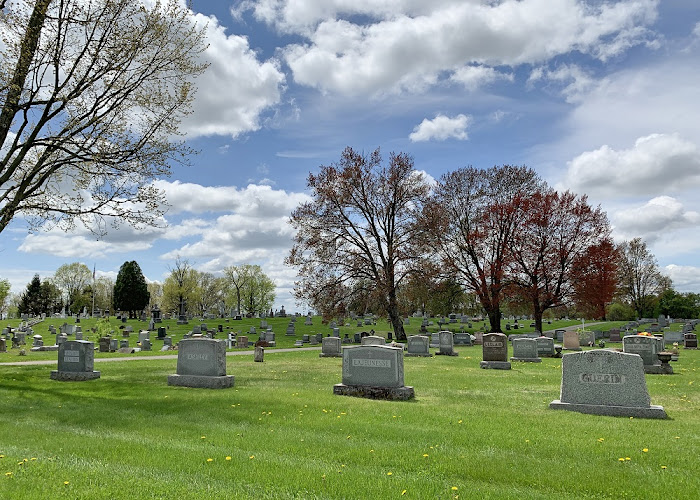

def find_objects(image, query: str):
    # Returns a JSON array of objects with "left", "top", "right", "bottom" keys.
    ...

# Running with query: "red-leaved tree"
[
  {"left": 508, "top": 190, "right": 612, "bottom": 333},
  {"left": 571, "top": 239, "right": 619, "bottom": 319}
]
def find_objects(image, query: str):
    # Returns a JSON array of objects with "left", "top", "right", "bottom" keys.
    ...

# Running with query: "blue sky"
[{"left": 2, "top": 0, "right": 700, "bottom": 311}]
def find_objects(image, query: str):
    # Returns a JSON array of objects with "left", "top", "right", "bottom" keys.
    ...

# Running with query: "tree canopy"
[
  {"left": 0, "top": 0, "right": 207, "bottom": 234},
  {"left": 113, "top": 261, "right": 149, "bottom": 318},
  {"left": 287, "top": 147, "right": 430, "bottom": 340}
]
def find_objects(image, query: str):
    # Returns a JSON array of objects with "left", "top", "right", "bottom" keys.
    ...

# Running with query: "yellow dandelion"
[
  {"left": 458, "top": 420, "right": 463, "bottom": 424},
  {"left": 5, "top": 472, "right": 12, "bottom": 477},
  {"left": 346, "top": 435, "right": 351, "bottom": 439},
  {"left": 387, "top": 472, "right": 393, "bottom": 476},
  {"left": 423, "top": 454, "right": 429, "bottom": 458},
  {"left": 31, "top": 458, "right": 37, "bottom": 461},
  {"left": 0, "top": 455, "right": 4, "bottom": 458},
  {"left": 661, "top": 465, "right": 667, "bottom": 469},
  {"left": 643, "top": 448, "right": 649, "bottom": 453},
  {"left": 206, "top": 458, "right": 213, "bottom": 463},
  {"left": 249, "top": 455, "right": 255, "bottom": 459},
  {"left": 618, "top": 458, "right": 625, "bottom": 462},
  {"left": 625, "top": 457, "right": 631, "bottom": 461},
  {"left": 401, "top": 490, "right": 407, "bottom": 496},
  {"left": 369, "top": 449, "right": 374, "bottom": 453},
  {"left": 525, "top": 439, "right": 530, "bottom": 443},
  {"left": 64, "top": 481, "right": 69, "bottom": 485},
  {"left": 452, "top": 486, "right": 459, "bottom": 491},
  {"left": 674, "top": 436, "right": 680, "bottom": 439},
  {"left": 201, "top": 436, "right": 206, "bottom": 440}
]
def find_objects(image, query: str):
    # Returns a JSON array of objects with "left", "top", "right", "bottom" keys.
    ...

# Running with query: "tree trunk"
[
  {"left": 533, "top": 303, "right": 544, "bottom": 335},
  {"left": 487, "top": 308, "right": 502, "bottom": 333},
  {"left": 386, "top": 290, "right": 406, "bottom": 341}
]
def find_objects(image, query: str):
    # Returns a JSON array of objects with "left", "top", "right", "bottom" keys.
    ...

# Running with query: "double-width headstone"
[
  {"left": 320, "top": 336, "right": 342, "bottom": 358},
  {"left": 510, "top": 338, "right": 541, "bottom": 362},
  {"left": 334, "top": 345, "right": 414, "bottom": 400},
  {"left": 536, "top": 336, "right": 556, "bottom": 357},
  {"left": 563, "top": 331, "right": 582, "bottom": 351},
  {"left": 361, "top": 335, "right": 385, "bottom": 346},
  {"left": 436, "top": 331, "right": 458, "bottom": 356},
  {"left": 480, "top": 333, "right": 511, "bottom": 370},
  {"left": 663, "top": 330, "right": 684, "bottom": 345},
  {"left": 405, "top": 335, "right": 431, "bottom": 357},
  {"left": 578, "top": 330, "right": 595, "bottom": 347},
  {"left": 50, "top": 340, "right": 100, "bottom": 381},
  {"left": 167, "top": 338, "right": 234, "bottom": 389},
  {"left": 623, "top": 335, "right": 667, "bottom": 373},
  {"left": 549, "top": 350, "right": 667, "bottom": 419},
  {"left": 453, "top": 333, "right": 472, "bottom": 346}
]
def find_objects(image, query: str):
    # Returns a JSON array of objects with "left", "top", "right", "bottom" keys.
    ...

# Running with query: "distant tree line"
[{"left": 286, "top": 146, "right": 690, "bottom": 337}]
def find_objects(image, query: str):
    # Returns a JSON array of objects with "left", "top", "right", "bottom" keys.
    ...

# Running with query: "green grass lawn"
[{"left": 0, "top": 331, "right": 698, "bottom": 499}]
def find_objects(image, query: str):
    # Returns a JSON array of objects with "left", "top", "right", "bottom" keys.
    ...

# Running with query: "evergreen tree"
[
  {"left": 113, "top": 261, "right": 150, "bottom": 318},
  {"left": 18, "top": 274, "right": 43, "bottom": 316}
]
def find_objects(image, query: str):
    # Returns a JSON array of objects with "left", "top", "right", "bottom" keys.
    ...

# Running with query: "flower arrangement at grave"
[{"left": 638, "top": 332, "right": 653, "bottom": 337}]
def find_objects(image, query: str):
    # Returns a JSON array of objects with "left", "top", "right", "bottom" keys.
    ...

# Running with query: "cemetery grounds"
[{"left": 0, "top": 316, "right": 698, "bottom": 499}]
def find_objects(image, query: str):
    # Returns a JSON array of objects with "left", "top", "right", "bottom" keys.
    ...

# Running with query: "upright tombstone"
[
  {"left": 436, "top": 331, "right": 458, "bottom": 356},
  {"left": 320, "top": 336, "right": 342, "bottom": 358},
  {"left": 473, "top": 332, "right": 484, "bottom": 345},
  {"left": 236, "top": 336, "right": 248, "bottom": 349},
  {"left": 609, "top": 329, "right": 622, "bottom": 342},
  {"left": 536, "top": 336, "right": 556, "bottom": 357},
  {"left": 623, "top": 335, "right": 669, "bottom": 374},
  {"left": 157, "top": 327, "right": 167, "bottom": 340},
  {"left": 361, "top": 335, "right": 385, "bottom": 346},
  {"left": 50, "top": 340, "right": 100, "bottom": 381},
  {"left": 98, "top": 337, "right": 110, "bottom": 353},
  {"left": 684, "top": 333, "right": 698, "bottom": 349},
  {"left": 254, "top": 346, "right": 264, "bottom": 362},
  {"left": 663, "top": 330, "right": 684, "bottom": 345},
  {"left": 405, "top": 335, "right": 431, "bottom": 357},
  {"left": 549, "top": 350, "right": 667, "bottom": 419},
  {"left": 563, "top": 331, "right": 582, "bottom": 351},
  {"left": 555, "top": 329, "right": 566, "bottom": 342},
  {"left": 578, "top": 330, "right": 595, "bottom": 347},
  {"left": 167, "top": 338, "right": 234, "bottom": 389},
  {"left": 510, "top": 338, "right": 541, "bottom": 362},
  {"left": 480, "top": 333, "right": 511, "bottom": 370},
  {"left": 453, "top": 333, "right": 472, "bottom": 346},
  {"left": 0, "top": 338, "right": 6, "bottom": 352},
  {"left": 334, "top": 345, "right": 414, "bottom": 400},
  {"left": 141, "top": 339, "right": 152, "bottom": 351}
]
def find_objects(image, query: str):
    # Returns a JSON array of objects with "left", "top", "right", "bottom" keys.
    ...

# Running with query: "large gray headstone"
[
  {"left": 406, "top": 335, "right": 431, "bottom": 357},
  {"left": 436, "top": 331, "right": 458, "bottom": 356},
  {"left": 623, "top": 335, "right": 658, "bottom": 366},
  {"left": 536, "top": 336, "right": 555, "bottom": 357},
  {"left": 320, "top": 336, "right": 342, "bottom": 357},
  {"left": 168, "top": 338, "right": 234, "bottom": 389},
  {"left": 453, "top": 333, "right": 472, "bottom": 346},
  {"left": 50, "top": 340, "right": 100, "bottom": 381},
  {"left": 510, "top": 337, "right": 541, "bottom": 362},
  {"left": 334, "top": 345, "right": 413, "bottom": 400},
  {"left": 550, "top": 350, "right": 667, "bottom": 419},
  {"left": 361, "top": 335, "right": 385, "bottom": 346}
]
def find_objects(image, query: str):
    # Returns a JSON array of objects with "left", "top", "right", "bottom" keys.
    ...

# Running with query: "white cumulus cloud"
[
  {"left": 561, "top": 134, "right": 700, "bottom": 199},
  {"left": 612, "top": 196, "right": 700, "bottom": 243},
  {"left": 409, "top": 114, "right": 471, "bottom": 142}
]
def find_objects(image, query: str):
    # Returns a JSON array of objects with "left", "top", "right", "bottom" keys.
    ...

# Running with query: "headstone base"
[
  {"left": 549, "top": 400, "right": 667, "bottom": 419},
  {"left": 50, "top": 370, "right": 101, "bottom": 381},
  {"left": 319, "top": 353, "right": 342, "bottom": 358},
  {"left": 333, "top": 383, "right": 414, "bottom": 401},
  {"left": 167, "top": 374, "right": 234, "bottom": 389},
  {"left": 480, "top": 361, "right": 511, "bottom": 370},
  {"left": 564, "top": 347, "right": 582, "bottom": 351},
  {"left": 643, "top": 364, "right": 673, "bottom": 375},
  {"left": 405, "top": 352, "right": 432, "bottom": 357},
  {"left": 435, "top": 351, "right": 459, "bottom": 356},
  {"left": 31, "top": 345, "right": 59, "bottom": 351},
  {"left": 510, "top": 357, "right": 542, "bottom": 363}
]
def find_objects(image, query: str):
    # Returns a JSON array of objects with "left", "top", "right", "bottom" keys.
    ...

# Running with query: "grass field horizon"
[{"left": 1, "top": 318, "right": 698, "bottom": 499}]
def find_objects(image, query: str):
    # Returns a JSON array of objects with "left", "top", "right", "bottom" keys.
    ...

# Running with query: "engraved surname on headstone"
[
  {"left": 334, "top": 345, "right": 414, "bottom": 400},
  {"left": 320, "top": 336, "right": 342, "bottom": 357},
  {"left": 51, "top": 340, "right": 100, "bottom": 381},
  {"left": 168, "top": 338, "right": 233, "bottom": 389},
  {"left": 510, "top": 338, "right": 541, "bottom": 362},
  {"left": 480, "top": 333, "right": 511, "bottom": 369},
  {"left": 549, "top": 350, "right": 667, "bottom": 419},
  {"left": 406, "top": 335, "right": 431, "bottom": 357}
]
